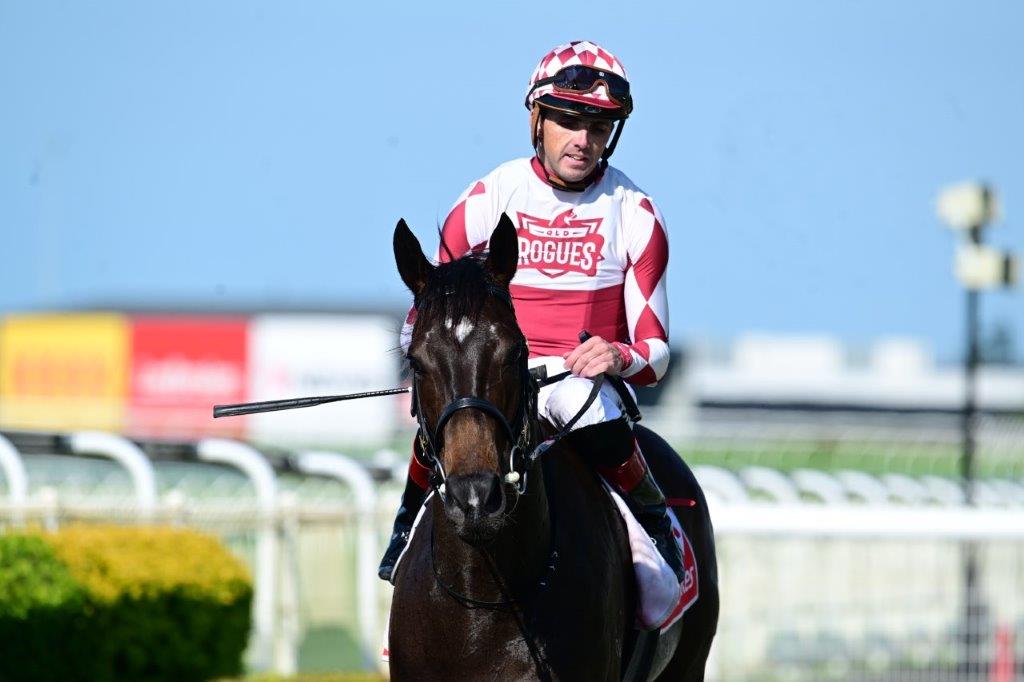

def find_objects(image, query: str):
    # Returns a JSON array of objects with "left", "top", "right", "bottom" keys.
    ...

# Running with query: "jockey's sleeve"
[
  {"left": 619, "top": 196, "right": 671, "bottom": 387},
  {"left": 400, "top": 180, "right": 497, "bottom": 351},
  {"left": 437, "top": 180, "right": 495, "bottom": 263}
]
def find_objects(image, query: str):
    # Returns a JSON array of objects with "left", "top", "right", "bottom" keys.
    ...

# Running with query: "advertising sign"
[
  {"left": 0, "top": 313, "right": 129, "bottom": 431},
  {"left": 127, "top": 316, "right": 248, "bottom": 438},
  {"left": 247, "top": 314, "right": 400, "bottom": 446}
]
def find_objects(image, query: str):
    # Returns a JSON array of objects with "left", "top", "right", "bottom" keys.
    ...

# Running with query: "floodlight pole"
[
  {"left": 938, "top": 180, "right": 1019, "bottom": 675},
  {"left": 937, "top": 181, "right": 998, "bottom": 677},
  {"left": 961, "top": 222, "right": 982, "bottom": 678},
  {"left": 962, "top": 223, "right": 982, "bottom": 505}
]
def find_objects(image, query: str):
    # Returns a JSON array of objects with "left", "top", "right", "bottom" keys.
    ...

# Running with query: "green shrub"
[
  {"left": 0, "top": 535, "right": 91, "bottom": 680},
  {"left": 0, "top": 526, "right": 253, "bottom": 682}
]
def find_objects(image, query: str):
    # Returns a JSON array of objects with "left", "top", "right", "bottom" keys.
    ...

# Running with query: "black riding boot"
[
  {"left": 569, "top": 416, "right": 686, "bottom": 583},
  {"left": 378, "top": 455, "right": 431, "bottom": 584}
]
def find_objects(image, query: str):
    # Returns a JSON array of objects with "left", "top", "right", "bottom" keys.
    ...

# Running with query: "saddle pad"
[
  {"left": 662, "top": 509, "right": 700, "bottom": 632},
  {"left": 604, "top": 486, "right": 699, "bottom": 632},
  {"left": 382, "top": 488, "right": 700, "bottom": 661}
]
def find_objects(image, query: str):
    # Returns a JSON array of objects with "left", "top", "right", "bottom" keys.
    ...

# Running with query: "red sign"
[{"left": 127, "top": 316, "right": 248, "bottom": 438}]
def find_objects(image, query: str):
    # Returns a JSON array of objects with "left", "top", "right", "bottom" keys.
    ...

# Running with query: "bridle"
[
  {"left": 409, "top": 282, "right": 539, "bottom": 497},
  {"left": 408, "top": 283, "right": 610, "bottom": 500}
]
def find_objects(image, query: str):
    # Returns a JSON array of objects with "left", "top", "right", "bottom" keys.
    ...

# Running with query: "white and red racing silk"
[{"left": 403, "top": 157, "right": 670, "bottom": 386}]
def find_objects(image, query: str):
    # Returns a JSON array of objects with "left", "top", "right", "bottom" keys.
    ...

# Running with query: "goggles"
[{"left": 529, "top": 65, "right": 632, "bottom": 110}]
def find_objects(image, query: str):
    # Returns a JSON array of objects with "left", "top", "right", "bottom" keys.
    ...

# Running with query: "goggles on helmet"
[{"left": 527, "top": 65, "right": 633, "bottom": 113}]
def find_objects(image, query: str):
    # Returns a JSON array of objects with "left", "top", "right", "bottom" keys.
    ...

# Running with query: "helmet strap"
[
  {"left": 531, "top": 104, "right": 619, "bottom": 192},
  {"left": 530, "top": 103, "right": 543, "bottom": 150},
  {"left": 601, "top": 119, "right": 625, "bottom": 162}
]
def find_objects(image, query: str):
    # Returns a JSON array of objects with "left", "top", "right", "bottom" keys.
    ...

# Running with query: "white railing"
[
  {"left": 0, "top": 432, "right": 387, "bottom": 676},
  {"left": 710, "top": 513, "right": 1024, "bottom": 680},
  {"left": 3, "top": 431, "right": 1023, "bottom": 680}
]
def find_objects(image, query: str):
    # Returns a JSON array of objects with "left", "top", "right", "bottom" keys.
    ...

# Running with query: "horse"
[{"left": 387, "top": 214, "right": 719, "bottom": 680}]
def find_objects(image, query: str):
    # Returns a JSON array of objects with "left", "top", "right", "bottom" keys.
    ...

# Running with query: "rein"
[{"left": 429, "top": 523, "right": 559, "bottom": 611}]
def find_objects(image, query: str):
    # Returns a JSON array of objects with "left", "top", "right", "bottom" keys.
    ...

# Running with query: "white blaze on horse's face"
[
  {"left": 455, "top": 319, "right": 474, "bottom": 343},
  {"left": 444, "top": 316, "right": 475, "bottom": 344}
]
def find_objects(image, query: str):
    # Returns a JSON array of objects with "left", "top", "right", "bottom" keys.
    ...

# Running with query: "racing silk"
[{"left": 403, "top": 156, "right": 670, "bottom": 386}]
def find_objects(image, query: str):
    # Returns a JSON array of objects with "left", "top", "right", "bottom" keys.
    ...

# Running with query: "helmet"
[{"left": 525, "top": 40, "right": 633, "bottom": 120}]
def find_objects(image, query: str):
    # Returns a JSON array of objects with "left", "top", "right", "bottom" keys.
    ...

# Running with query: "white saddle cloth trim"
[{"left": 603, "top": 484, "right": 684, "bottom": 630}]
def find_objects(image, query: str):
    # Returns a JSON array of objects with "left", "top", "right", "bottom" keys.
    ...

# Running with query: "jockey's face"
[{"left": 538, "top": 109, "right": 614, "bottom": 183}]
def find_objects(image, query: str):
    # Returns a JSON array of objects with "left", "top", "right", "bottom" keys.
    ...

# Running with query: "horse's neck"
[{"left": 433, "top": 466, "right": 552, "bottom": 598}]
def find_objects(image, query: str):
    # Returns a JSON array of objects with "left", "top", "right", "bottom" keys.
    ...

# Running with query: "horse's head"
[{"left": 394, "top": 214, "right": 532, "bottom": 546}]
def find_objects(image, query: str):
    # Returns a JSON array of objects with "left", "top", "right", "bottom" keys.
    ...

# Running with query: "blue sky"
[{"left": 2, "top": 0, "right": 1021, "bottom": 362}]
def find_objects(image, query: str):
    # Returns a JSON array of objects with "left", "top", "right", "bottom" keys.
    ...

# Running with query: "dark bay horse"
[{"left": 388, "top": 215, "right": 718, "bottom": 680}]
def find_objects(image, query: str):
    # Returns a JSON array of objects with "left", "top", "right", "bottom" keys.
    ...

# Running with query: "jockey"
[{"left": 379, "top": 40, "right": 685, "bottom": 584}]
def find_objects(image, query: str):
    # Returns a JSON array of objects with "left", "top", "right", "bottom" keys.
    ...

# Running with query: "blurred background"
[{"left": 1, "top": 1, "right": 1022, "bottom": 680}]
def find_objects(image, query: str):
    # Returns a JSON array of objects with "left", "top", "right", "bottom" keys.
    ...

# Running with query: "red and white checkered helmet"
[{"left": 525, "top": 40, "right": 633, "bottom": 120}]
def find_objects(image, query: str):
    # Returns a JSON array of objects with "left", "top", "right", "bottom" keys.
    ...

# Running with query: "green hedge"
[{"left": 0, "top": 526, "right": 252, "bottom": 682}]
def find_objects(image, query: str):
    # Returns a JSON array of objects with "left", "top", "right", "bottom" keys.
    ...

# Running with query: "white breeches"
[{"left": 529, "top": 356, "right": 636, "bottom": 431}]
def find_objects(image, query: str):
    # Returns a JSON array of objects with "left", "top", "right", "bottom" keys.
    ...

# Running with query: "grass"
[{"left": 677, "top": 442, "right": 1024, "bottom": 479}]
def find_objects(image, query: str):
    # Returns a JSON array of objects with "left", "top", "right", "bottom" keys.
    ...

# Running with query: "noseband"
[{"left": 410, "top": 283, "right": 538, "bottom": 495}]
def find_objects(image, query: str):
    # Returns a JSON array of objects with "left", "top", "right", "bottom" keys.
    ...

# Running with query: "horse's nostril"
[
  {"left": 448, "top": 472, "right": 504, "bottom": 517},
  {"left": 482, "top": 475, "right": 503, "bottom": 514},
  {"left": 447, "top": 480, "right": 471, "bottom": 513}
]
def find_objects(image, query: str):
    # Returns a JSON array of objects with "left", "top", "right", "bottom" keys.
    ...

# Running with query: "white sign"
[{"left": 248, "top": 314, "right": 402, "bottom": 446}]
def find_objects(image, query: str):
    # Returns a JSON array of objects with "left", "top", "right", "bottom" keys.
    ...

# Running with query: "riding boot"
[
  {"left": 570, "top": 416, "right": 686, "bottom": 583},
  {"left": 603, "top": 449, "right": 687, "bottom": 584},
  {"left": 377, "top": 442, "right": 432, "bottom": 583}
]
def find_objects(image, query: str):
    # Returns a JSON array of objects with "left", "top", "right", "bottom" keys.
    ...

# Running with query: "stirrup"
[
  {"left": 378, "top": 529, "right": 412, "bottom": 583},
  {"left": 378, "top": 472, "right": 429, "bottom": 583},
  {"left": 646, "top": 520, "right": 686, "bottom": 583},
  {"left": 379, "top": 439, "right": 432, "bottom": 583}
]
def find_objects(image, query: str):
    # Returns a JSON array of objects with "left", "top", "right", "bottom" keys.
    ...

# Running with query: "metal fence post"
[
  {"left": 0, "top": 433, "right": 29, "bottom": 527},
  {"left": 197, "top": 439, "right": 279, "bottom": 673},
  {"left": 276, "top": 490, "right": 301, "bottom": 676},
  {"left": 67, "top": 431, "right": 157, "bottom": 520},
  {"left": 294, "top": 451, "right": 380, "bottom": 669}
]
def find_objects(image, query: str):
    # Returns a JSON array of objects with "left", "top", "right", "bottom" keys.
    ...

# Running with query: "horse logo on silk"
[{"left": 515, "top": 209, "right": 605, "bottom": 279}]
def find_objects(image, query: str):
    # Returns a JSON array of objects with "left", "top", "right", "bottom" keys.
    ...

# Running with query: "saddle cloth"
[
  {"left": 382, "top": 488, "right": 699, "bottom": 661},
  {"left": 604, "top": 485, "right": 700, "bottom": 632}
]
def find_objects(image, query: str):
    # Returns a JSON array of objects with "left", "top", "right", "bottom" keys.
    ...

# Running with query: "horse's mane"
[{"left": 417, "top": 252, "right": 500, "bottom": 323}]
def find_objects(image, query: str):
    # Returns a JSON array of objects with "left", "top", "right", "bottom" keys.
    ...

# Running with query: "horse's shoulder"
[{"left": 542, "top": 442, "right": 631, "bottom": 554}]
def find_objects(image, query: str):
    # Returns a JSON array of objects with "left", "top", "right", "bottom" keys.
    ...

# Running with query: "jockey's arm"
[{"left": 566, "top": 197, "right": 670, "bottom": 386}]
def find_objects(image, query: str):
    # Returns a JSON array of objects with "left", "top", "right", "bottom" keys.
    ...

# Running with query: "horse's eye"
[
  {"left": 407, "top": 356, "right": 423, "bottom": 374},
  {"left": 505, "top": 343, "right": 526, "bottom": 367}
]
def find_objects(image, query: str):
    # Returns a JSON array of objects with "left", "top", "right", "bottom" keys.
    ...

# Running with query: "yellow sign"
[{"left": 0, "top": 313, "right": 129, "bottom": 431}]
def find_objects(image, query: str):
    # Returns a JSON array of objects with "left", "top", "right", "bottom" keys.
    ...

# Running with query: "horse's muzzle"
[{"left": 444, "top": 472, "right": 506, "bottom": 544}]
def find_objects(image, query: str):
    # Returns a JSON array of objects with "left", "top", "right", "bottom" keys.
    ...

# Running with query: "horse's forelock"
[{"left": 417, "top": 252, "right": 502, "bottom": 325}]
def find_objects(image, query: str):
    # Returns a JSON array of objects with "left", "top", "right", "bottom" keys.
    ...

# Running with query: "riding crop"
[{"left": 213, "top": 387, "right": 411, "bottom": 418}]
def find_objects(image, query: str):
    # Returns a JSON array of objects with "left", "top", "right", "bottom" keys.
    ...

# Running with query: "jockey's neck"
[{"left": 531, "top": 155, "right": 606, "bottom": 193}]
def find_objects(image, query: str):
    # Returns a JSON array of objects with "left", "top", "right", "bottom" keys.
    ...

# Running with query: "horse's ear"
[
  {"left": 394, "top": 219, "right": 433, "bottom": 296},
  {"left": 486, "top": 213, "right": 519, "bottom": 287}
]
